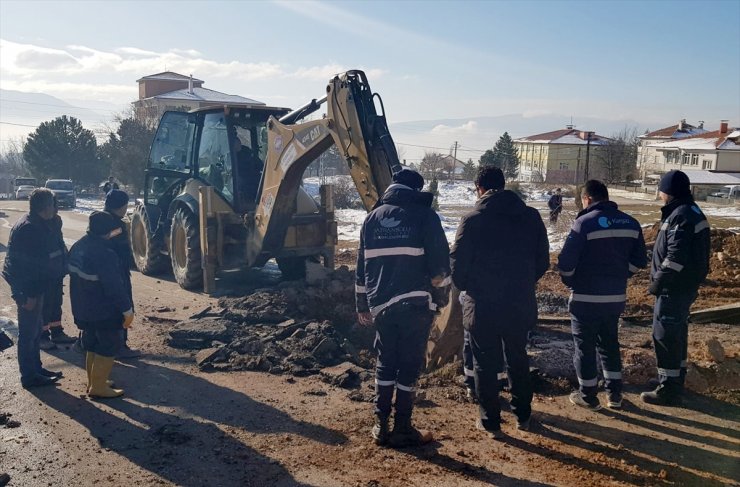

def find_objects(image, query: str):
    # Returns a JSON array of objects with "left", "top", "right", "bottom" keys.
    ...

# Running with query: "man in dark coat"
[
  {"left": 548, "top": 188, "right": 563, "bottom": 223},
  {"left": 2, "top": 188, "right": 62, "bottom": 387},
  {"left": 451, "top": 166, "right": 549, "bottom": 438},
  {"left": 356, "top": 168, "right": 450, "bottom": 447},
  {"left": 101, "top": 176, "right": 119, "bottom": 195},
  {"left": 40, "top": 196, "right": 75, "bottom": 350},
  {"left": 558, "top": 180, "right": 647, "bottom": 411},
  {"left": 69, "top": 211, "right": 134, "bottom": 398},
  {"left": 103, "top": 189, "right": 139, "bottom": 359},
  {"left": 642, "top": 170, "right": 710, "bottom": 406}
]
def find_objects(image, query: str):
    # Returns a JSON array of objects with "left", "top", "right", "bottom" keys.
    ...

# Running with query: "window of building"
[
  {"left": 559, "top": 161, "right": 569, "bottom": 170},
  {"left": 682, "top": 153, "right": 690, "bottom": 166},
  {"left": 702, "top": 159, "right": 712, "bottom": 170},
  {"left": 691, "top": 154, "right": 699, "bottom": 166}
]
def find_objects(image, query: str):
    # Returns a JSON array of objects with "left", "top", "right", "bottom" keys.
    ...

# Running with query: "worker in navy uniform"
[
  {"left": 548, "top": 188, "right": 563, "bottom": 223},
  {"left": 557, "top": 180, "right": 647, "bottom": 411},
  {"left": 356, "top": 168, "right": 450, "bottom": 447},
  {"left": 451, "top": 166, "right": 549, "bottom": 439},
  {"left": 2, "top": 188, "right": 63, "bottom": 388},
  {"left": 40, "top": 196, "right": 76, "bottom": 350},
  {"left": 68, "top": 211, "right": 134, "bottom": 398},
  {"left": 641, "top": 170, "right": 710, "bottom": 406},
  {"left": 103, "top": 189, "right": 140, "bottom": 359}
]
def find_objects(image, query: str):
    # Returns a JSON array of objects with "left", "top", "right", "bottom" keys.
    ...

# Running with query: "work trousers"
[
  {"left": 653, "top": 289, "right": 697, "bottom": 394},
  {"left": 570, "top": 301, "right": 624, "bottom": 400},
  {"left": 463, "top": 329, "right": 507, "bottom": 391},
  {"left": 42, "top": 279, "right": 64, "bottom": 327},
  {"left": 373, "top": 302, "right": 433, "bottom": 418},
  {"left": 16, "top": 295, "right": 45, "bottom": 382},
  {"left": 464, "top": 298, "right": 532, "bottom": 430},
  {"left": 81, "top": 328, "right": 124, "bottom": 358}
]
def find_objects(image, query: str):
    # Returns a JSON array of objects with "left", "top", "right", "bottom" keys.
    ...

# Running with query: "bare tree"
[
  {"left": 598, "top": 126, "right": 639, "bottom": 183},
  {"left": 0, "top": 137, "right": 28, "bottom": 176},
  {"left": 419, "top": 151, "right": 444, "bottom": 180}
]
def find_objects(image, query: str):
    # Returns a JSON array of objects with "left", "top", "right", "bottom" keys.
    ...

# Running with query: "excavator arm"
[{"left": 247, "top": 70, "right": 402, "bottom": 266}]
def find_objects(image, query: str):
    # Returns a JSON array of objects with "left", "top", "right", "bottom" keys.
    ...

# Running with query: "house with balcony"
[
  {"left": 132, "top": 72, "right": 266, "bottom": 124},
  {"left": 648, "top": 121, "right": 740, "bottom": 175},
  {"left": 637, "top": 119, "right": 707, "bottom": 181},
  {"left": 514, "top": 126, "right": 611, "bottom": 183}
]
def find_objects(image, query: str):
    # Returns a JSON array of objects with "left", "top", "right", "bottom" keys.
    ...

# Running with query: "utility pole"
[
  {"left": 451, "top": 141, "right": 458, "bottom": 181},
  {"left": 584, "top": 131, "right": 594, "bottom": 182}
]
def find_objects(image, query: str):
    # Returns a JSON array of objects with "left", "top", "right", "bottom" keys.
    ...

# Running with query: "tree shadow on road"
[
  {"left": 32, "top": 387, "right": 314, "bottom": 487},
  {"left": 31, "top": 355, "right": 348, "bottom": 486},
  {"left": 401, "top": 440, "right": 553, "bottom": 486},
  {"left": 532, "top": 410, "right": 738, "bottom": 486}
]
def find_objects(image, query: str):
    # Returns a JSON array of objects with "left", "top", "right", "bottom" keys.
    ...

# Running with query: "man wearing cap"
[
  {"left": 642, "top": 170, "right": 710, "bottom": 406},
  {"left": 2, "top": 188, "right": 63, "bottom": 388},
  {"left": 356, "top": 168, "right": 450, "bottom": 447},
  {"left": 451, "top": 166, "right": 549, "bottom": 438},
  {"left": 68, "top": 211, "right": 134, "bottom": 398},
  {"left": 104, "top": 189, "right": 140, "bottom": 359},
  {"left": 558, "top": 180, "right": 647, "bottom": 411}
]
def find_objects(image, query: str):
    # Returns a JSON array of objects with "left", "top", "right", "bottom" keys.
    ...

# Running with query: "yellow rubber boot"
[
  {"left": 88, "top": 355, "right": 124, "bottom": 399},
  {"left": 85, "top": 352, "right": 95, "bottom": 393}
]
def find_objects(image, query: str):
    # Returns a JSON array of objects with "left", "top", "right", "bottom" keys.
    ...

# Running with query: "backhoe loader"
[{"left": 130, "top": 70, "right": 402, "bottom": 291}]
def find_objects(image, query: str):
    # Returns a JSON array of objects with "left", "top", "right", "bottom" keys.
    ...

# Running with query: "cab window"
[
  {"left": 149, "top": 112, "right": 194, "bottom": 173},
  {"left": 198, "top": 112, "right": 233, "bottom": 204}
]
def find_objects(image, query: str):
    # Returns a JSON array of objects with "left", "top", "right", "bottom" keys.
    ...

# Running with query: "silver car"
[
  {"left": 15, "top": 185, "right": 35, "bottom": 200},
  {"left": 45, "top": 179, "right": 77, "bottom": 208}
]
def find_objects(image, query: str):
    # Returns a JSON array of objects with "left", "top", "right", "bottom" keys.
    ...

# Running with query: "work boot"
[
  {"left": 0, "top": 472, "right": 10, "bottom": 487},
  {"left": 50, "top": 328, "right": 76, "bottom": 344},
  {"left": 606, "top": 392, "right": 623, "bottom": 409},
  {"left": 88, "top": 355, "right": 123, "bottom": 399},
  {"left": 39, "top": 332, "right": 57, "bottom": 351},
  {"left": 39, "top": 368, "right": 63, "bottom": 379},
  {"left": 569, "top": 392, "right": 602, "bottom": 411},
  {"left": 640, "top": 386, "right": 682, "bottom": 406},
  {"left": 72, "top": 338, "right": 84, "bottom": 354},
  {"left": 85, "top": 352, "right": 95, "bottom": 392},
  {"left": 371, "top": 414, "right": 390, "bottom": 446},
  {"left": 389, "top": 415, "right": 432, "bottom": 448},
  {"left": 465, "top": 386, "right": 478, "bottom": 403},
  {"left": 476, "top": 418, "right": 505, "bottom": 440},
  {"left": 21, "top": 374, "right": 59, "bottom": 389}
]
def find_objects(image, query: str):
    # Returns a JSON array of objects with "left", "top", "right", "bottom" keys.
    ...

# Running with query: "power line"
[
  {"left": 0, "top": 97, "right": 125, "bottom": 115},
  {"left": 0, "top": 121, "right": 36, "bottom": 127},
  {"left": 396, "top": 141, "right": 487, "bottom": 153}
]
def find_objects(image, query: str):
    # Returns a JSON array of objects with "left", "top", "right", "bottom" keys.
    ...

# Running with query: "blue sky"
[{"left": 1, "top": 0, "right": 739, "bottom": 159}]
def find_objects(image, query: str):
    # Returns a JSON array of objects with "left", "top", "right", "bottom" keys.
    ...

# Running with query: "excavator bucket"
[{"left": 425, "top": 287, "right": 464, "bottom": 371}]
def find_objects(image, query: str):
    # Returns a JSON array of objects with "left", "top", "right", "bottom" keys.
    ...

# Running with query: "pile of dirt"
[
  {"left": 167, "top": 266, "right": 375, "bottom": 376},
  {"left": 538, "top": 228, "right": 740, "bottom": 316}
]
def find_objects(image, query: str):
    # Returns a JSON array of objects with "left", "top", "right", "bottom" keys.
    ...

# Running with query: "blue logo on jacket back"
[
  {"left": 691, "top": 206, "right": 702, "bottom": 214},
  {"left": 598, "top": 217, "right": 611, "bottom": 228}
]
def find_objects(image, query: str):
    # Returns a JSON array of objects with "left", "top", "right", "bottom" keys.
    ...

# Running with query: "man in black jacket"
[
  {"left": 69, "top": 211, "right": 134, "bottom": 398},
  {"left": 2, "top": 188, "right": 62, "bottom": 388},
  {"left": 642, "top": 170, "right": 710, "bottom": 406},
  {"left": 103, "top": 189, "right": 140, "bottom": 359},
  {"left": 451, "top": 166, "right": 549, "bottom": 438},
  {"left": 558, "top": 180, "right": 647, "bottom": 411},
  {"left": 548, "top": 188, "right": 563, "bottom": 223},
  {"left": 356, "top": 169, "right": 450, "bottom": 447}
]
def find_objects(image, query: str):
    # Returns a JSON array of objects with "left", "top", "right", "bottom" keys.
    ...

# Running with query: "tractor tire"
[
  {"left": 170, "top": 207, "right": 202, "bottom": 290},
  {"left": 276, "top": 256, "right": 308, "bottom": 281},
  {"left": 130, "top": 207, "right": 168, "bottom": 275}
]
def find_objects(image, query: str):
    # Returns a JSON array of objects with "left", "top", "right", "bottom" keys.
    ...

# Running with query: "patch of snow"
[
  {"left": 74, "top": 197, "right": 105, "bottom": 216},
  {"left": 703, "top": 206, "right": 740, "bottom": 220}
]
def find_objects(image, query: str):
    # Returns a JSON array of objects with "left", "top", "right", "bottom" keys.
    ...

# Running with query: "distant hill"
[{"left": 0, "top": 89, "right": 128, "bottom": 147}]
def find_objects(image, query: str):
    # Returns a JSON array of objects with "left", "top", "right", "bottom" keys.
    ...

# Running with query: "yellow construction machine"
[{"left": 131, "top": 70, "right": 402, "bottom": 291}]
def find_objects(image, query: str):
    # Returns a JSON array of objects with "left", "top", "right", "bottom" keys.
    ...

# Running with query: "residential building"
[
  {"left": 648, "top": 121, "right": 740, "bottom": 176},
  {"left": 514, "top": 126, "right": 611, "bottom": 184},
  {"left": 133, "top": 71, "right": 267, "bottom": 124},
  {"left": 438, "top": 154, "right": 467, "bottom": 180},
  {"left": 637, "top": 119, "right": 707, "bottom": 180}
]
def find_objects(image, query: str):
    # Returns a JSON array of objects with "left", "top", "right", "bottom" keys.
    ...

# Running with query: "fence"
[
  {"left": 706, "top": 196, "right": 740, "bottom": 206},
  {"left": 610, "top": 183, "right": 656, "bottom": 195}
]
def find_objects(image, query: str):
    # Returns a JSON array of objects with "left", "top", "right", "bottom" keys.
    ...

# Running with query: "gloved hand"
[
  {"left": 648, "top": 280, "right": 662, "bottom": 296},
  {"left": 357, "top": 312, "right": 373, "bottom": 327},
  {"left": 123, "top": 310, "right": 134, "bottom": 329}
]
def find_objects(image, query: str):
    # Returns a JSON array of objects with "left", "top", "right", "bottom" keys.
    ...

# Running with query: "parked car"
[
  {"left": 45, "top": 179, "right": 77, "bottom": 208},
  {"left": 15, "top": 185, "right": 35, "bottom": 200}
]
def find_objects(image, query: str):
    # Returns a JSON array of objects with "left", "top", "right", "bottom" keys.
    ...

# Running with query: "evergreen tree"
[
  {"left": 428, "top": 177, "right": 440, "bottom": 211},
  {"left": 99, "top": 116, "right": 156, "bottom": 196},
  {"left": 478, "top": 132, "right": 520, "bottom": 180},
  {"left": 462, "top": 158, "right": 477, "bottom": 180},
  {"left": 23, "top": 115, "right": 101, "bottom": 184}
]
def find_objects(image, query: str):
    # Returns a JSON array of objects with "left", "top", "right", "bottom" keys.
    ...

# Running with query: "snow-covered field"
[
  {"left": 74, "top": 197, "right": 105, "bottom": 215},
  {"left": 703, "top": 205, "right": 740, "bottom": 221}
]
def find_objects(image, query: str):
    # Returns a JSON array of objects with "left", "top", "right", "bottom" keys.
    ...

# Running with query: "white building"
[{"left": 637, "top": 120, "right": 707, "bottom": 180}]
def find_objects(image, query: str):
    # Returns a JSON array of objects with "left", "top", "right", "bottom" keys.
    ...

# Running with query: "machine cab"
[{"left": 144, "top": 105, "right": 289, "bottom": 215}]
